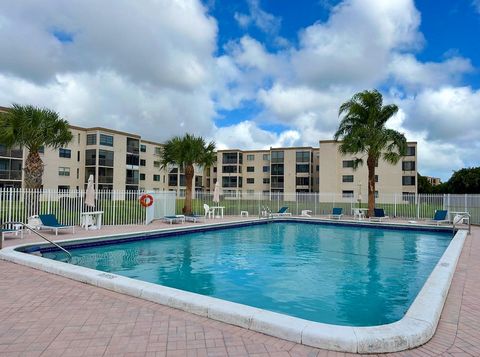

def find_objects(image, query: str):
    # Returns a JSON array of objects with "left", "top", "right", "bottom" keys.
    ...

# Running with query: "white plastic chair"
[{"left": 203, "top": 204, "right": 214, "bottom": 219}]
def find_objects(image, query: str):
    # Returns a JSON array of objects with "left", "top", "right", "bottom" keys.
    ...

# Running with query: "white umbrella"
[
  {"left": 85, "top": 174, "right": 95, "bottom": 208},
  {"left": 213, "top": 181, "right": 221, "bottom": 203}
]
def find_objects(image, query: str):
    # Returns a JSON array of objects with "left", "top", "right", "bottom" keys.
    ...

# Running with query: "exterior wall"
[{"left": 318, "top": 141, "right": 418, "bottom": 201}]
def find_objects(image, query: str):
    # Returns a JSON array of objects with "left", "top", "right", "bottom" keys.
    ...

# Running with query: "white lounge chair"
[
  {"left": 369, "top": 208, "right": 389, "bottom": 222},
  {"left": 163, "top": 215, "right": 185, "bottom": 224},
  {"left": 270, "top": 207, "right": 292, "bottom": 217},
  {"left": 328, "top": 208, "right": 343, "bottom": 220}
]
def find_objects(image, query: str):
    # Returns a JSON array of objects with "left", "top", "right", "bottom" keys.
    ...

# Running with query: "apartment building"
[
  {"left": 426, "top": 176, "right": 442, "bottom": 186},
  {"left": 318, "top": 140, "right": 418, "bottom": 200},
  {"left": 205, "top": 147, "right": 321, "bottom": 196}
]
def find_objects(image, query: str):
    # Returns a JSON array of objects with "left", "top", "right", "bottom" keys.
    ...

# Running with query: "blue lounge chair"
[
  {"left": 38, "top": 214, "right": 75, "bottom": 235},
  {"left": 369, "top": 208, "right": 389, "bottom": 222},
  {"left": 328, "top": 207, "right": 343, "bottom": 219},
  {"left": 427, "top": 210, "right": 449, "bottom": 225},
  {"left": 163, "top": 215, "right": 185, "bottom": 224},
  {"left": 270, "top": 206, "right": 292, "bottom": 217}
]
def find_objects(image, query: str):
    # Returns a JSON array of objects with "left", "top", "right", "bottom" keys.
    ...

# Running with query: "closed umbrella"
[
  {"left": 213, "top": 181, "right": 221, "bottom": 203},
  {"left": 85, "top": 175, "right": 95, "bottom": 208}
]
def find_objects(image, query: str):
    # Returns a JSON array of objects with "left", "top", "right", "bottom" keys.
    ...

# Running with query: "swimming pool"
[{"left": 40, "top": 221, "right": 451, "bottom": 327}]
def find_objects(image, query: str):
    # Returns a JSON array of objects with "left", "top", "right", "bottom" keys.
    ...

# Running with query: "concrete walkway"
[{"left": 0, "top": 219, "right": 478, "bottom": 356}]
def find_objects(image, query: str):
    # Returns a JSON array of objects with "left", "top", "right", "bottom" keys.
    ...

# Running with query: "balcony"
[
  {"left": 0, "top": 147, "right": 23, "bottom": 158},
  {"left": 0, "top": 170, "right": 22, "bottom": 180},
  {"left": 126, "top": 177, "right": 139, "bottom": 185},
  {"left": 97, "top": 176, "right": 114, "bottom": 184}
]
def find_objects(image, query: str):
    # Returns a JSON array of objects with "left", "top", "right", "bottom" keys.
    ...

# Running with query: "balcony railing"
[
  {"left": 0, "top": 148, "right": 23, "bottom": 158},
  {"left": 0, "top": 170, "right": 22, "bottom": 180}
]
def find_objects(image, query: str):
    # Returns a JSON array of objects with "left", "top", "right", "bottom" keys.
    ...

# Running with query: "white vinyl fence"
[
  {"left": 180, "top": 191, "right": 480, "bottom": 224},
  {"left": 0, "top": 188, "right": 148, "bottom": 227},
  {"left": 1, "top": 189, "right": 479, "bottom": 227}
]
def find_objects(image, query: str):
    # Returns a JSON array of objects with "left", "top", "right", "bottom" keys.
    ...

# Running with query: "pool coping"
[{"left": 0, "top": 218, "right": 467, "bottom": 353}]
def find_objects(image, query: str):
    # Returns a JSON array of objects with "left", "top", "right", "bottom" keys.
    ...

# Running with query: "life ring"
[{"left": 139, "top": 194, "right": 154, "bottom": 207}]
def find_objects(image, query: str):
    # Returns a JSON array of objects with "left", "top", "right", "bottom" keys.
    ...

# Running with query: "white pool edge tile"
[{"left": 0, "top": 227, "right": 466, "bottom": 353}]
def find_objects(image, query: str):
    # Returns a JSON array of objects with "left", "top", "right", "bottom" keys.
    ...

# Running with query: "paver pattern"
[{"left": 0, "top": 219, "right": 478, "bottom": 356}]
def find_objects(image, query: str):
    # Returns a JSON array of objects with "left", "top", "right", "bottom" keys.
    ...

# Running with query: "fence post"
[
  {"left": 394, "top": 193, "right": 397, "bottom": 218},
  {"left": 8, "top": 188, "right": 12, "bottom": 225},
  {"left": 416, "top": 193, "right": 419, "bottom": 219},
  {"left": 112, "top": 191, "right": 116, "bottom": 226}
]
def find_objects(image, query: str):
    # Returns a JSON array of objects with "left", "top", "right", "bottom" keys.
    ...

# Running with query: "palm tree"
[
  {"left": 334, "top": 90, "right": 407, "bottom": 217},
  {"left": 0, "top": 104, "right": 73, "bottom": 188},
  {"left": 161, "top": 134, "right": 216, "bottom": 215}
]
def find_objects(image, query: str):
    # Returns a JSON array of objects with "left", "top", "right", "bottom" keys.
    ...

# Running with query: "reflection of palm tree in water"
[
  {"left": 156, "top": 239, "right": 216, "bottom": 295},
  {"left": 336, "top": 229, "right": 388, "bottom": 326}
]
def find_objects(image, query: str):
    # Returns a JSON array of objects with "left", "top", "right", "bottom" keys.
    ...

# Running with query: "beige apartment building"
[
  {"left": 0, "top": 106, "right": 417, "bottom": 196},
  {"left": 318, "top": 140, "right": 418, "bottom": 200}
]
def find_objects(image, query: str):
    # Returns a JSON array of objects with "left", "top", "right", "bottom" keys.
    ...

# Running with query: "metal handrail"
[
  {"left": 452, "top": 212, "right": 471, "bottom": 236},
  {"left": 1, "top": 222, "right": 72, "bottom": 260}
]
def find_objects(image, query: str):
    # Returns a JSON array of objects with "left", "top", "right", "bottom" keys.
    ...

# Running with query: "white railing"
[
  {"left": 178, "top": 191, "right": 480, "bottom": 225},
  {"left": 0, "top": 188, "right": 147, "bottom": 226},
  {"left": 2, "top": 189, "right": 479, "bottom": 226}
]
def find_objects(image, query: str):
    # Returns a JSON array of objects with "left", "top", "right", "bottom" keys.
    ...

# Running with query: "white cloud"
[
  {"left": 473, "top": 0, "right": 480, "bottom": 13},
  {"left": 234, "top": 0, "right": 281, "bottom": 35}
]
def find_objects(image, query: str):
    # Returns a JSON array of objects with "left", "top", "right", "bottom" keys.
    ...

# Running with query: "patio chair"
[
  {"left": 427, "top": 210, "right": 449, "bottom": 225},
  {"left": 1, "top": 227, "right": 24, "bottom": 241},
  {"left": 163, "top": 215, "right": 185, "bottom": 224},
  {"left": 38, "top": 214, "right": 75, "bottom": 235},
  {"left": 369, "top": 208, "right": 389, "bottom": 222},
  {"left": 270, "top": 206, "right": 292, "bottom": 217},
  {"left": 185, "top": 214, "right": 203, "bottom": 223},
  {"left": 203, "top": 204, "right": 214, "bottom": 219},
  {"left": 328, "top": 208, "right": 343, "bottom": 220}
]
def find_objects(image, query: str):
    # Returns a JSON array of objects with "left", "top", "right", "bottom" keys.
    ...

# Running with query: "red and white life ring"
[{"left": 139, "top": 194, "right": 154, "bottom": 207}]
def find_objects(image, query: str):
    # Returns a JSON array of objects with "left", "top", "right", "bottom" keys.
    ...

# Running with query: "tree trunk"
[
  {"left": 24, "top": 151, "right": 44, "bottom": 217},
  {"left": 367, "top": 155, "right": 376, "bottom": 218},
  {"left": 24, "top": 151, "right": 44, "bottom": 189},
  {"left": 183, "top": 164, "right": 194, "bottom": 215}
]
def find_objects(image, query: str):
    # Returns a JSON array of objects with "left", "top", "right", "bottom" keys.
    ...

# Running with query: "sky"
[{"left": 0, "top": 0, "right": 479, "bottom": 181}]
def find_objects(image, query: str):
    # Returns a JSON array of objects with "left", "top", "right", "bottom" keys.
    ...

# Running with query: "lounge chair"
[
  {"left": 328, "top": 208, "right": 343, "bottom": 219},
  {"left": 1, "top": 227, "right": 24, "bottom": 241},
  {"left": 427, "top": 210, "right": 449, "bottom": 225},
  {"left": 38, "top": 214, "right": 75, "bottom": 235},
  {"left": 270, "top": 206, "right": 292, "bottom": 217},
  {"left": 163, "top": 215, "right": 185, "bottom": 224},
  {"left": 203, "top": 204, "right": 214, "bottom": 219},
  {"left": 369, "top": 208, "right": 389, "bottom": 222},
  {"left": 185, "top": 214, "right": 203, "bottom": 223}
]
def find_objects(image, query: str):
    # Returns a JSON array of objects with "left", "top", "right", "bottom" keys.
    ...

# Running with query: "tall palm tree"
[
  {"left": 0, "top": 104, "right": 73, "bottom": 188},
  {"left": 334, "top": 90, "right": 407, "bottom": 217},
  {"left": 161, "top": 134, "right": 216, "bottom": 215}
]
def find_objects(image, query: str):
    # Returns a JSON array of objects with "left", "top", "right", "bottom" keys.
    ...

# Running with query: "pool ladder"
[
  {"left": 1, "top": 221, "right": 72, "bottom": 260},
  {"left": 452, "top": 213, "right": 471, "bottom": 236}
]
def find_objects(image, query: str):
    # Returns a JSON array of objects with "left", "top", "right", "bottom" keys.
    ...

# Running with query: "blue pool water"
[{"left": 42, "top": 222, "right": 452, "bottom": 326}]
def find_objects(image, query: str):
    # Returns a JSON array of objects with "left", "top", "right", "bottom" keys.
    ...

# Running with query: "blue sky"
[{"left": 0, "top": 0, "right": 479, "bottom": 180}]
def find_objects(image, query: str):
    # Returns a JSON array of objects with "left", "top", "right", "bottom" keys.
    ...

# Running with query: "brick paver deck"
[{"left": 0, "top": 220, "right": 478, "bottom": 356}]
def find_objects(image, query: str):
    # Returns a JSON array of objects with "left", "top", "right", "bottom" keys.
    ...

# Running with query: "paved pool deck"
[{"left": 0, "top": 217, "right": 478, "bottom": 356}]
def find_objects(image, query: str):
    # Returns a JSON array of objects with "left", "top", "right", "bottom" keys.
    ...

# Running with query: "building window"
[
  {"left": 59, "top": 148, "right": 71, "bottom": 158},
  {"left": 263, "top": 166, "right": 270, "bottom": 173},
  {"left": 98, "top": 150, "right": 114, "bottom": 167},
  {"left": 296, "top": 164, "right": 309, "bottom": 173},
  {"left": 76, "top": 168, "right": 79, "bottom": 179},
  {"left": 375, "top": 175, "right": 379, "bottom": 182},
  {"left": 271, "top": 151, "right": 284, "bottom": 163},
  {"left": 140, "top": 173, "right": 145, "bottom": 181},
  {"left": 38, "top": 146, "right": 45, "bottom": 154},
  {"left": 222, "top": 165, "right": 238, "bottom": 173},
  {"left": 222, "top": 176, "right": 238, "bottom": 188},
  {"left": 271, "top": 176, "right": 284, "bottom": 188},
  {"left": 99, "top": 134, "right": 113, "bottom": 146},
  {"left": 406, "top": 146, "right": 416, "bottom": 156},
  {"left": 247, "top": 166, "right": 255, "bottom": 172},
  {"left": 271, "top": 164, "right": 284, "bottom": 175},
  {"left": 153, "top": 174, "right": 161, "bottom": 182},
  {"left": 86, "top": 134, "right": 96, "bottom": 145},
  {"left": 343, "top": 160, "right": 354, "bottom": 168},
  {"left": 263, "top": 178, "right": 270, "bottom": 184},
  {"left": 58, "top": 185, "right": 70, "bottom": 191},
  {"left": 375, "top": 191, "right": 379, "bottom": 198},
  {"left": 263, "top": 154, "right": 270, "bottom": 161},
  {"left": 140, "top": 144, "right": 146, "bottom": 152},
  {"left": 246, "top": 178, "right": 254, "bottom": 184},
  {"left": 296, "top": 177, "right": 309, "bottom": 186},
  {"left": 402, "top": 176, "right": 416, "bottom": 186},
  {"left": 77, "top": 133, "right": 80, "bottom": 144},
  {"left": 222, "top": 152, "right": 238, "bottom": 164},
  {"left": 247, "top": 154, "right": 255, "bottom": 161},
  {"left": 58, "top": 167, "right": 70, "bottom": 176},
  {"left": 154, "top": 147, "right": 162, "bottom": 156},
  {"left": 342, "top": 175, "right": 354, "bottom": 183},
  {"left": 140, "top": 159, "right": 146, "bottom": 166},
  {"left": 342, "top": 190, "right": 354, "bottom": 198},
  {"left": 402, "top": 161, "right": 416, "bottom": 171},
  {"left": 296, "top": 151, "right": 310, "bottom": 162},
  {"left": 316, "top": 165, "right": 319, "bottom": 171},
  {"left": 85, "top": 149, "right": 96, "bottom": 165},
  {"left": 153, "top": 161, "right": 161, "bottom": 168}
]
